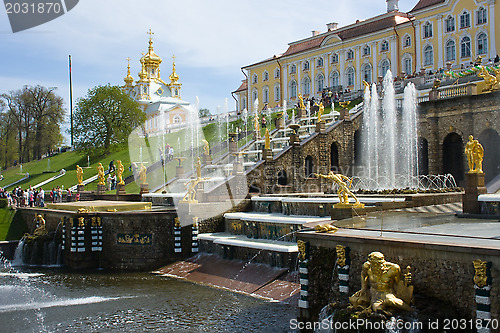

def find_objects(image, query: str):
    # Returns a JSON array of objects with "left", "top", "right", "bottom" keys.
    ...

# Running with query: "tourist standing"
[
  {"left": 107, "top": 173, "right": 112, "bottom": 191},
  {"left": 38, "top": 188, "right": 45, "bottom": 207}
]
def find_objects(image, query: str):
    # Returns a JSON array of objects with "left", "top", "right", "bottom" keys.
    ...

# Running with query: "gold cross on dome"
[
  {"left": 172, "top": 54, "right": 176, "bottom": 62},
  {"left": 147, "top": 29, "right": 154, "bottom": 40},
  {"left": 126, "top": 57, "right": 131, "bottom": 64}
]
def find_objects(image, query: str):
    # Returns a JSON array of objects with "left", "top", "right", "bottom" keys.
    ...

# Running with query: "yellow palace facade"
[{"left": 234, "top": 0, "right": 498, "bottom": 112}]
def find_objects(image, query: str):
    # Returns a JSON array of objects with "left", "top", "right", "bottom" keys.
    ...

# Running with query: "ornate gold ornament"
[
  {"left": 297, "top": 240, "right": 306, "bottom": 261},
  {"left": 192, "top": 216, "right": 199, "bottom": 228},
  {"left": 77, "top": 208, "right": 89, "bottom": 214},
  {"left": 477, "top": 66, "right": 499, "bottom": 92},
  {"left": 339, "top": 101, "right": 351, "bottom": 109},
  {"left": 78, "top": 216, "right": 85, "bottom": 228},
  {"left": 336, "top": 245, "right": 347, "bottom": 267},
  {"left": 314, "top": 224, "right": 338, "bottom": 233},
  {"left": 174, "top": 217, "right": 181, "bottom": 228},
  {"left": 473, "top": 259, "right": 488, "bottom": 288}
]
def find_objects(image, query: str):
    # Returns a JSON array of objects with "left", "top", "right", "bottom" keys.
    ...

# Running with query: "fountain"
[{"left": 359, "top": 70, "right": 418, "bottom": 190}]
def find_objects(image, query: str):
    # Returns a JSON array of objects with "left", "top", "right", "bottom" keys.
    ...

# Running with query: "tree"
[
  {"left": 73, "top": 84, "right": 145, "bottom": 156},
  {"left": 0, "top": 85, "right": 65, "bottom": 166},
  {"left": 199, "top": 108, "right": 211, "bottom": 118}
]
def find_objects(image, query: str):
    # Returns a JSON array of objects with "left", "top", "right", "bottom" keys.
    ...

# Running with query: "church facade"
[
  {"left": 123, "top": 31, "right": 190, "bottom": 135},
  {"left": 234, "top": 0, "right": 498, "bottom": 112}
]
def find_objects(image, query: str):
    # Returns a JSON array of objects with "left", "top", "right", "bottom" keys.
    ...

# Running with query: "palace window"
[
  {"left": 403, "top": 58, "right": 412, "bottom": 75},
  {"left": 316, "top": 74, "right": 324, "bottom": 92},
  {"left": 252, "top": 74, "right": 258, "bottom": 84},
  {"left": 423, "top": 22, "right": 433, "bottom": 38},
  {"left": 346, "top": 50, "right": 354, "bottom": 60},
  {"left": 477, "top": 33, "right": 488, "bottom": 55},
  {"left": 346, "top": 67, "right": 355, "bottom": 86},
  {"left": 263, "top": 86, "right": 269, "bottom": 103},
  {"left": 380, "top": 59, "right": 390, "bottom": 77},
  {"left": 362, "top": 63, "right": 372, "bottom": 83},
  {"left": 274, "top": 84, "right": 280, "bottom": 101},
  {"left": 303, "top": 61, "right": 310, "bottom": 71},
  {"left": 317, "top": 57, "right": 324, "bottom": 67},
  {"left": 290, "top": 81, "right": 297, "bottom": 98},
  {"left": 445, "top": 16, "right": 455, "bottom": 32},
  {"left": 303, "top": 77, "right": 311, "bottom": 95},
  {"left": 477, "top": 7, "right": 487, "bottom": 25},
  {"left": 274, "top": 68, "right": 280, "bottom": 78},
  {"left": 330, "top": 71, "right": 339, "bottom": 87},
  {"left": 173, "top": 115, "right": 182, "bottom": 124},
  {"left": 252, "top": 88, "right": 258, "bottom": 103},
  {"left": 445, "top": 40, "right": 456, "bottom": 61},
  {"left": 290, "top": 64, "right": 296, "bottom": 74},
  {"left": 424, "top": 45, "right": 433, "bottom": 65},
  {"left": 362, "top": 45, "right": 371, "bottom": 56},
  {"left": 460, "top": 36, "right": 471, "bottom": 58},
  {"left": 331, "top": 53, "right": 339, "bottom": 64},
  {"left": 403, "top": 35, "right": 411, "bottom": 47},
  {"left": 380, "top": 41, "right": 389, "bottom": 52},
  {"left": 263, "top": 71, "right": 269, "bottom": 81},
  {"left": 460, "top": 11, "right": 470, "bottom": 29}
]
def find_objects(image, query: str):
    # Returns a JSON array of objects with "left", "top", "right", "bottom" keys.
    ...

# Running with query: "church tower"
[{"left": 168, "top": 55, "right": 182, "bottom": 99}]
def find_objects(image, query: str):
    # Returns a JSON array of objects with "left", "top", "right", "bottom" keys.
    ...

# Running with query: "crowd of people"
[{"left": 0, "top": 185, "right": 80, "bottom": 208}]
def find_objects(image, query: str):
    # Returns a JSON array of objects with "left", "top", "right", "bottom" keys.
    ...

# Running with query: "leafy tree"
[
  {"left": 73, "top": 84, "right": 145, "bottom": 156},
  {"left": 199, "top": 108, "right": 211, "bottom": 118}
]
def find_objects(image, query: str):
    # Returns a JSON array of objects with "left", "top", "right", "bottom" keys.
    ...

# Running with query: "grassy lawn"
[{"left": 0, "top": 207, "right": 25, "bottom": 241}]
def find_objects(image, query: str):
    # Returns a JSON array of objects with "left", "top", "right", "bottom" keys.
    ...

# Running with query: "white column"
[
  {"left": 488, "top": 0, "right": 496, "bottom": 59},
  {"left": 415, "top": 21, "right": 422, "bottom": 71},
  {"left": 372, "top": 42, "right": 378, "bottom": 81},
  {"left": 390, "top": 36, "right": 398, "bottom": 76},
  {"left": 339, "top": 51, "right": 345, "bottom": 88},
  {"left": 437, "top": 15, "right": 444, "bottom": 68},
  {"left": 326, "top": 53, "right": 330, "bottom": 88},
  {"left": 283, "top": 63, "right": 288, "bottom": 104},
  {"left": 355, "top": 46, "right": 361, "bottom": 90},
  {"left": 311, "top": 57, "right": 315, "bottom": 96},
  {"left": 298, "top": 62, "right": 302, "bottom": 95}
]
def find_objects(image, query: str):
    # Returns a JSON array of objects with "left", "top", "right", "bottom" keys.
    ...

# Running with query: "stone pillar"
[
  {"left": 176, "top": 165, "right": 184, "bottom": 178},
  {"left": 140, "top": 183, "right": 149, "bottom": 195},
  {"left": 228, "top": 133, "right": 238, "bottom": 153},
  {"left": 77, "top": 184, "right": 85, "bottom": 193},
  {"left": 116, "top": 183, "right": 126, "bottom": 195},
  {"left": 339, "top": 108, "right": 350, "bottom": 120},
  {"left": 297, "top": 107, "right": 306, "bottom": 118},
  {"left": 276, "top": 116, "right": 285, "bottom": 129},
  {"left": 429, "top": 89, "right": 440, "bottom": 101},
  {"left": 262, "top": 148, "right": 273, "bottom": 161},
  {"left": 463, "top": 172, "right": 487, "bottom": 214},
  {"left": 233, "top": 159, "right": 244, "bottom": 175},
  {"left": 289, "top": 124, "right": 301, "bottom": 146},
  {"left": 96, "top": 184, "right": 106, "bottom": 195},
  {"left": 315, "top": 121, "right": 325, "bottom": 133},
  {"left": 202, "top": 153, "right": 211, "bottom": 165}
]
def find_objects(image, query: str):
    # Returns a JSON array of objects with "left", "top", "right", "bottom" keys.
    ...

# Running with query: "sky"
[{"left": 0, "top": 0, "right": 415, "bottom": 145}]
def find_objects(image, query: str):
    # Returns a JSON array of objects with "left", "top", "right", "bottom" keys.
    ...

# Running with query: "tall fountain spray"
[{"left": 359, "top": 70, "right": 418, "bottom": 190}]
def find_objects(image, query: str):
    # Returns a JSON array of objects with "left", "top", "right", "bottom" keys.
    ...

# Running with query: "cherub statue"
[
  {"left": 97, "top": 163, "right": 105, "bottom": 185},
  {"left": 116, "top": 160, "right": 125, "bottom": 185},
  {"left": 76, "top": 165, "right": 84, "bottom": 185}
]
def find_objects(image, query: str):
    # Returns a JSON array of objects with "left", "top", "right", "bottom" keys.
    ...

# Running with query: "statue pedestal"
[
  {"left": 77, "top": 184, "right": 85, "bottom": 193},
  {"left": 233, "top": 161, "right": 244, "bottom": 175},
  {"left": 331, "top": 203, "right": 366, "bottom": 220},
  {"left": 289, "top": 133, "right": 300, "bottom": 145},
  {"left": 96, "top": 184, "right": 106, "bottom": 195},
  {"left": 202, "top": 154, "right": 211, "bottom": 165},
  {"left": 140, "top": 183, "right": 149, "bottom": 195},
  {"left": 315, "top": 121, "right": 325, "bottom": 133},
  {"left": 262, "top": 148, "right": 273, "bottom": 162},
  {"left": 253, "top": 131, "right": 260, "bottom": 141},
  {"left": 176, "top": 165, "right": 185, "bottom": 178},
  {"left": 463, "top": 172, "right": 487, "bottom": 214},
  {"left": 229, "top": 133, "right": 238, "bottom": 153},
  {"left": 339, "top": 108, "right": 350, "bottom": 120},
  {"left": 276, "top": 117, "right": 285, "bottom": 129},
  {"left": 297, "top": 107, "right": 306, "bottom": 118},
  {"left": 116, "top": 183, "right": 126, "bottom": 195}
]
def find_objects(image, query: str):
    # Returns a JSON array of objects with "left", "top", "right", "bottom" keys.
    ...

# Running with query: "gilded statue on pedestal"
[
  {"left": 264, "top": 129, "right": 271, "bottom": 150},
  {"left": 478, "top": 66, "right": 499, "bottom": 92},
  {"left": 349, "top": 252, "right": 413, "bottom": 314},
  {"left": 182, "top": 176, "right": 210, "bottom": 203},
  {"left": 315, "top": 102, "right": 324, "bottom": 122},
  {"left": 32, "top": 214, "right": 48, "bottom": 237},
  {"left": 254, "top": 113, "right": 260, "bottom": 133},
  {"left": 196, "top": 157, "right": 202, "bottom": 178},
  {"left": 465, "top": 135, "right": 484, "bottom": 173},
  {"left": 116, "top": 160, "right": 125, "bottom": 185},
  {"left": 97, "top": 163, "right": 105, "bottom": 186},
  {"left": 298, "top": 94, "right": 305, "bottom": 109},
  {"left": 314, "top": 171, "right": 362, "bottom": 207},
  {"left": 76, "top": 165, "right": 84, "bottom": 185},
  {"left": 139, "top": 163, "right": 147, "bottom": 184}
]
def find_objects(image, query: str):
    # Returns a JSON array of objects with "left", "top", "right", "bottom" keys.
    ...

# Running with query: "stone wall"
[{"left": 297, "top": 232, "right": 500, "bottom": 324}]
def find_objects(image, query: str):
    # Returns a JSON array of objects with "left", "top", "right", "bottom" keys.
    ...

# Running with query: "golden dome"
[
  {"left": 140, "top": 38, "right": 162, "bottom": 66},
  {"left": 124, "top": 60, "right": 134, "bottom": 85}
]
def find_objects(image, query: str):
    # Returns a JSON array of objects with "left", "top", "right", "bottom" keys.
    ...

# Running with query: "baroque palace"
[
  {"left": 233, "top": 0, "right": 498, "bottom": 111},
  {"left": 123, "top": 30, "right": 190, "bottom": 135}
]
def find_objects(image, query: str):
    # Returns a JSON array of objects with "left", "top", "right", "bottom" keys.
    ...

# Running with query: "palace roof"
[{"left": 411, "top": 0, "right": 446, "bottom": 12}]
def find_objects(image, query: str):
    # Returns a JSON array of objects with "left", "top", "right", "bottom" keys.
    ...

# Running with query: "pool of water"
[{"left": 0, "top": 267, "right": 296, "bottom": 332}]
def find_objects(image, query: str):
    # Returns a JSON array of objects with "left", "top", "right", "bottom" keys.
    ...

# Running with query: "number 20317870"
[{"left": 5, "top": 2, "right": 62, "bottom": 14}]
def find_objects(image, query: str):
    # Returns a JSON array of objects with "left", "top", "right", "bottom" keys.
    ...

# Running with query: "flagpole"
[{"left": 69, "top": 54, "right": 74, "bottom": 147}]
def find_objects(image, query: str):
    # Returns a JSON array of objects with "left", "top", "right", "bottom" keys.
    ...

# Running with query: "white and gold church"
[{"left": 123, "top": 31, "right": 190, "bottom": 134}]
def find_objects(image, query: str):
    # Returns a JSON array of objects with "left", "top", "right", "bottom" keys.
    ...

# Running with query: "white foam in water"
[
  {"left": 0, "top": 296, "right": 120, "bottom": 313},
  {"left": 0, "top": 272, "right": 45, "bottom": 278}
]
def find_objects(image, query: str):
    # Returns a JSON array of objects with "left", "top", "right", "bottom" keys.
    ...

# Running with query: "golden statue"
[
  {"left": 339, "top": 101, "right": 351, "bottom": 109},
  {"left": 264, "top": 129, "right": 271, "bottom": 150},
  {"left": 336, "top": 245, "right": 347, "bottom": 267},
  {"left": 174, "top": 217, "right": 181, "bottom": 228},
  {"left": 182, "top": 176, "right": 210, "bottom": 203},
  {"left": 139, "top": 163, "right": 147, "bottom": 184},
  {"left": 465, "top": 135, "right": 484, "bottom": 173},
  {"left": 298, "top": 94, "right": 305, "bottom": 109},
  {"left": 314, "top": 171, "right": 363, "bottom": 207},
  {"left": 473, "top": 259, "right": 488, "bottom": 288},
  {"left": 202, "top": 140, "right": 210, "bottom": 156},
  {"left": 297, "top": 240, "right": 306, "bottom": 261},
  {"left": 192, "top": 216, "right": 199, "bottom": 228},
  {"left": 76, "top": 165, "right": 84, "bottom": 185},
  {"left": 349, "top": 252, "right": 413, "bottom": 313},
  {"left": 116, "top": 160, "right": 125, "bottom": 185},
  {"left": 254, "top": 113, "right": 260, "bottom": 133},
  {"left": 314, "top": 223, "right": 338, "bottom": 233},
  {"left": 362, "top": 80, "right": 370, "bottom": 91},
  {"left": 33, "top": 215, "right": 48, "bottom": 237},
  {"left": 196, "top": 157, "right": 202, "bottom": 178},
  {"left": 315, "top": 102, "right": 324, "bottom": 122},
  {"left": 478, "top": 66, "right": 499, "bottom": 91},
  {"left": 432, "top": 78, "right": 441, "bottom": 89},
  {"left": 97, "top": 163, "right": 105, "bottom": 186}
]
